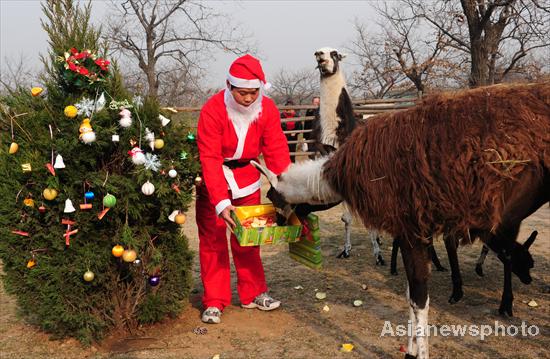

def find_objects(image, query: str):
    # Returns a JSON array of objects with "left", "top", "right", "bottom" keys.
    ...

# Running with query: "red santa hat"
[{"left": 227, "top": 54, "right": 270, "bottom": 89}]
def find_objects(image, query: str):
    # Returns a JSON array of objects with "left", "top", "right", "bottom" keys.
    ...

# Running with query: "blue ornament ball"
[
  {"left": 149, "top": 275, "right": 160, "bottom": 286},
  {"left": 84, "top": 191, "right": 95, "bottom": 200}
]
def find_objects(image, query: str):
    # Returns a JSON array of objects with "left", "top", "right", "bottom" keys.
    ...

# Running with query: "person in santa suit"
[{"left": 196, "top": 54, "right": 291, "bottom": 324}]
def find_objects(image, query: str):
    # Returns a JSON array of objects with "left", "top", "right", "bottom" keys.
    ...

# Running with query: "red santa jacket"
[{"left": 197, "top": 90, "right": 291, "bottom": 214}]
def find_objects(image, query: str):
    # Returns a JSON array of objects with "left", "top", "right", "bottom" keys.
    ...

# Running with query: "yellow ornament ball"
[
  {"left": 31, "top": 87, "right": 43, "bottom": 97},
  {"left": 154, "top": 139, "right": 165, "bottom": 149},
  {"left": 112, "top": 245, "right": 124, "bottom": 257},
  {"left": 64, "top": 105, "right": 78, "bottom": 118},
  {"left": 122, "top": 249, "right": 137, "bottom": 263},
  {"left": 83, "top": 270, "right": 95, "bottom": 282},
  {"left": 23, "top": 198, "right": 35, "bottom": 207},
  {"left": 9, "top": 142, "right": 19, "bottom": 154},
  {"left": 27, "top": 259, "right": 36, "bottom": 268},
  {"left": 42, "top": 188, "right": 58, "bottom": 201},
  {"left": 175, "top": 213, "right": 186, "bottom": 225}
]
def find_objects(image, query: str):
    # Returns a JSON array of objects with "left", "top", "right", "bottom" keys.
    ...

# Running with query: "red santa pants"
[{"left": 195, "top": 185, "right": 267, "bottom": 310}]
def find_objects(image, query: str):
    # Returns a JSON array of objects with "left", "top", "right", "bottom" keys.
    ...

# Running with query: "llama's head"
[
  {"left": 508, "top": 231, "right": 537, "bottom": 284},
  {"left": 314, "top": 47, "right": 345, "bottom": 77}
]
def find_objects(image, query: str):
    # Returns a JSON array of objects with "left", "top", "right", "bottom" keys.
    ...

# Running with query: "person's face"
[
  {"left": 312, "top": 97, "right": 320, "bottom": 107},
  {"left": 229, "top": 83, "right": 260, "bottom": 107}
]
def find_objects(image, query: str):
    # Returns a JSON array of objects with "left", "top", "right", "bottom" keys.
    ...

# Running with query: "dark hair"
[{"left": 285, "top": 99, "right": 295, "bottom": 106}]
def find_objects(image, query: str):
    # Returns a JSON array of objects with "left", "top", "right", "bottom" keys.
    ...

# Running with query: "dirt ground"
[{"left": 1, "top": 180, "right": 549, "bottom": 359}]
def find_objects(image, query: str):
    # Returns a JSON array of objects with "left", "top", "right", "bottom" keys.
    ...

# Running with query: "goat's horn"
[
  {"left": 250, "top": 160, "right": 278, "bottom": 187},
  {"left": 523, "top": 230, "right": 538, "bottom": 250}
]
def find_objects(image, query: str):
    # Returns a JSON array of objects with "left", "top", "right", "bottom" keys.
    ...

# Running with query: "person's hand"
[{"left": 219, "top": 205, "right": 237, "bottom": 230}]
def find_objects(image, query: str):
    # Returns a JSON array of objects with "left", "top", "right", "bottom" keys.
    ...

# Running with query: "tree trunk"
[
  {"left": 146, "top": 67, "right": 158, "bottom": 99},
  {"left": 469, "top": 40, "right": 489, "bottom": 87}
]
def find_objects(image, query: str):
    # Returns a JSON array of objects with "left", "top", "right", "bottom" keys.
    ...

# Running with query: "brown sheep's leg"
[
  {"left": 391, "top": 237, "right": 399, "bottom": 275},
  {"left": 444, "top": 234, "right": 463, "bottom": 304},
  {"left": 401, "top": 239, "right": 431, "bottom": 359},
  {"left": 429, "top": 245, "right": 447, "bottom": 272},
  {"left": 475, "top": 245, "right": 489, "bottom": 277},
  {"left": 499, "top": 255, "right": 514, "bottom": 316}
]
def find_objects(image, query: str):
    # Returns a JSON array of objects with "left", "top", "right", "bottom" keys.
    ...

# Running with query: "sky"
[{"left": 0, "top": 0, "right": 380, "bottom": 88}]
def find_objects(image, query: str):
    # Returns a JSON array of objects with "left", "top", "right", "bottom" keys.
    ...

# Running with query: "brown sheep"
[{"left": 253, "top": 82, "right": 549, "bottom": 358}]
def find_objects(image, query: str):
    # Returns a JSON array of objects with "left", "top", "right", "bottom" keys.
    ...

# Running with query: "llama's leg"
[
  {"left": 475, "top": 245, "right": 489, "bottom": 277},
  {"left": 375, "top": 232, "right": 385, "bottom": 265},
  {"left": 444, "top": 234, "right": 463, "bottom": 304},
  {"left": 391, "top": 237, "right": 399, "bottom": 275},
  {"left": 401, "top": 239, "right": 431, "bottom": 359},
  {"left": 429, "top": 245, "right": 447, "bottom": 272},
  {"left": 368, "top": 229, "right": 385, "bottom": 265},
  {"left": 337, "top": 205, "right": 352, "bottom": 258}
]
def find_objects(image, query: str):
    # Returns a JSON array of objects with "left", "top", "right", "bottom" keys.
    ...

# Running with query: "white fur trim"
[
  {"left": 222, "top": 165, "right": 261, "bottom": 199},
  {"left": 215, "top": 199, "right": 232, "bottom": 216},
  {"left": 229, "top": 125, "right": 248, "bottom": 160},
  {"left": 227, "top": 73, "right": 261, "bottom": 88}
]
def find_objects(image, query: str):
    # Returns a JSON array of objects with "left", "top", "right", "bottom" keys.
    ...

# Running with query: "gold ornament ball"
[
  {"left": 26, "top": 259, "right": 36, "bottom": 269},
  {"left": 42, "top": 188, "right": 58, "bottom": 201},
  {"left": 23, "top": 198, "right": 35, "bottom": 207},
  {"left": 154, "top": 139, "right": 165, "bottom": 149},
  {"left": 64, "top": 105, "right": 78, "bottom": 118},
  {"left": 83, "top": 270, "right": 95, "bottom": 282},
  {"left": 175, "top": 213, "right": 187, "bottom": 225},
  {"left": 31, "top": 87, "right": 43, "bottom": 97},
  {"left": 9, "top": 142, "right": 19, "bottom": 154},
  {"left": 112, "top": 245, "right": 124, "bottom": 257},
  {"left": 194, "top": 176, "right": 202, "bottom": 186},
  {"left": 122, "top": 249, "right": 137, "bottom": 263}
]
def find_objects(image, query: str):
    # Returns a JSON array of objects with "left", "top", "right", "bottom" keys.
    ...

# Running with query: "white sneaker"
[
  {"left": 242, "top": 292, "right": 281, "bottom": 311},
  {"left": 201, "top": 307, "right": 222, "bottom": 324}
]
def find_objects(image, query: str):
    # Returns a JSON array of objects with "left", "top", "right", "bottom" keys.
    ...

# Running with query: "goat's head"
[
  {"left": 507, "top": 231, "right": 537, "bottom": 284},
  {"left": 250, "top": 160, "right": 294, "bottom": 223},
  {"left": 251, "top": 159, "right": 343, "bottom": 224},
  {"left": 314, "top": 47, "right": 345, "bottom": 77}
]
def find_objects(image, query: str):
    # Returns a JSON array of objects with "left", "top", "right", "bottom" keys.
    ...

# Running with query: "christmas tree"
[{"left": 0, "top": 0, "right": 200, "bottom": 344}]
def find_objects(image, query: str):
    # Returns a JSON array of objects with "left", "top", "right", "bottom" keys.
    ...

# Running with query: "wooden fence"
[{"left": 165, "top": 97, "right": 419, "bottom": 159}]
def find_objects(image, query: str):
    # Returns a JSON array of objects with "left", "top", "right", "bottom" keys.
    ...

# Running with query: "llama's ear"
[
  {"left": 251, "top": 160, "right": 278, "bottom": 187},
  {"left": 338, "top": 52, "right": 347, "bottom": 60}
]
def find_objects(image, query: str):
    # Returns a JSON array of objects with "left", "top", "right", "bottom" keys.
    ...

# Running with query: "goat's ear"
[
  {"left": 523, "top": 230, "right": 538, "bottom": 250},
  {"left": 251, "top": 160, "right": 279, "bottom": 187}
]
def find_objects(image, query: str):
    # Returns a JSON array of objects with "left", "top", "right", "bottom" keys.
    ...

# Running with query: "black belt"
[{"left": 223, "top": 159, "right": 254, "bottom": 169}]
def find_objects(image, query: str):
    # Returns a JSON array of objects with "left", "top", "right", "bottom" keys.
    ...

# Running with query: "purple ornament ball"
[{"left": 149, "top": 275, "right": 160, "bottom": 286}]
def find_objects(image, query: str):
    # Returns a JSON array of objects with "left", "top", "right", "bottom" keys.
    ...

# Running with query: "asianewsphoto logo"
[{"left": 380, "top": 320, "right": 540, "bottom": 340}]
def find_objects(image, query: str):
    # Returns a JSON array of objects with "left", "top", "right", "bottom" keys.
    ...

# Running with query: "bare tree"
[
  {"left": 401, "top": 0, "right": 550, "bottom": 87},
  {"left": 269, "top": 68, "right": 319, "bottom": 105},
  {"left": 122, "top": 63, "right": 206, "bottom": 106},
  {"left": 106, "top": 0, "right": 252, "bottom": 101},
  {"left": 347, "top": 23, "right": 409, "bottom": 99},
  {"left": 0, "top": 55, "right": 35, "bottom": 95},
  {"left": 375, "top": 4, "right": 468, "bottom": 93}
]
